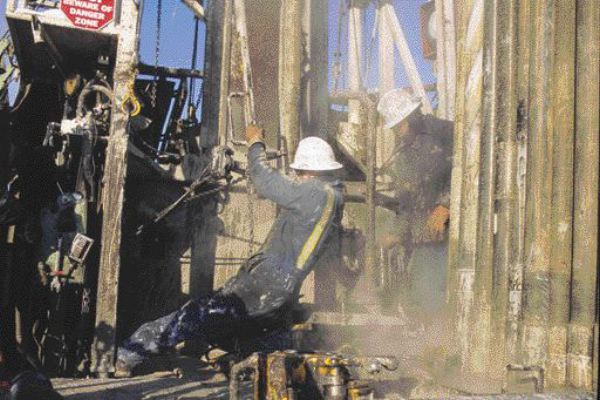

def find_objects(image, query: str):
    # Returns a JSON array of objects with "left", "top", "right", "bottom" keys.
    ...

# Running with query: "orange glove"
[
  {"left": 245, "top": 124, "right": 265, "bottom": 146},
  {"left": 427, "top": 205, "right": 450, "bottom": 240}
]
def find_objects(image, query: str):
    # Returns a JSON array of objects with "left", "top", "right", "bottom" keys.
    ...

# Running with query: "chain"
[
  {"left": 185, "top": 175, "right": 247, "bottom": 203},
  {"left": 151, "top": 0, "right": 163, "bottom": 109}
]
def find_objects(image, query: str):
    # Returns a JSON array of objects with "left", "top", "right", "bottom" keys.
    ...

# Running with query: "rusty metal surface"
[
  {"left": 449, "top": 0, "right": 599, "bottom": 391},
  {"left": 453, "top": 0, "right": 485, "bottom": 373},
  {"left": 229, "top": 351, "right": 382, "bottom": 400},
  {"left": 469, "top": 0, "right": 497, "bottom": 375},
  {"left": 521, "top": 0, "right": 555, "bottom": 370},
  {"left": 491, "top": 0, "right": 518, "bottom": 382},
  {"left": 569, "top": 0, "right": 600, "bottom": 391},
  {"left": 547, "top": 0, "right": 576, "bottom": 388}
]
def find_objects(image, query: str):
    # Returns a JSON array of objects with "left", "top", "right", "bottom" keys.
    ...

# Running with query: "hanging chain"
[{"left": 151, "top": 0, "right": 163, "bottom": 109}]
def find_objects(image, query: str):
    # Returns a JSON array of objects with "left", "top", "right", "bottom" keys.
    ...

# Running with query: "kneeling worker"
[{"left": 116, "top": 125, "right": 345, "bottom": 375}]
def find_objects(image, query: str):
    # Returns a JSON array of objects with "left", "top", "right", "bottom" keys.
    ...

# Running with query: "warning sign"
[{"left": 60, "top": 0, "right": 115, "bottom": 30}]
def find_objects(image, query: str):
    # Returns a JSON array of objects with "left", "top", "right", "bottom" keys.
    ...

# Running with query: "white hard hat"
[
  {"left": 289, "top": 136, "right": 343, "bottom": 171},
  {"left": 377, "top": 88, "right": 422, "bottom": 129}
]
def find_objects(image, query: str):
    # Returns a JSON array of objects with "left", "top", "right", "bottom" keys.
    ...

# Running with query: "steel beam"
[
  {"left": 381, "top": 2, "right": 433, "bottom": 114},
  {"left": 181, "top": 0, "right": 205, "bottom": 20},
  {"left": 91, "top": 0, "right": 141, "bottom": 377}
]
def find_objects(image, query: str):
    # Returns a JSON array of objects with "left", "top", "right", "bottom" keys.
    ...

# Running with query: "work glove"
[
  {"left": 426, "top": 205, "right": 450, "bottom": 241},
  {"left": 245, "top": 124, "right": 265, "bottom": 146}
]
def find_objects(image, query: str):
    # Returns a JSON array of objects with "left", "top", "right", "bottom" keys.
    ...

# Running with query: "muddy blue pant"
[{"left": 117, "top": 265, "right": 297, "bottom": 368}]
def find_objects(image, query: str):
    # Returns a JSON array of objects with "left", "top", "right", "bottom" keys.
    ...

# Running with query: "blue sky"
[{"left": 1, "top": 0, "right": 433, "bottom": 96}]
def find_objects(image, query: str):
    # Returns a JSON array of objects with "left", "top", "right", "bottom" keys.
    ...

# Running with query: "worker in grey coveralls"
[
  {"left": 116, "top": 125, "right": 345, "bottom": 375},
  {"left": 377, "top": 89, "right": 453, "bottom": 315}
]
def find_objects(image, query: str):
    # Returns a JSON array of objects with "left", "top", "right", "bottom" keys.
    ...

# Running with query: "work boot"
[{"left": 9, "top": 370, "right": 63, "bottom": 400}]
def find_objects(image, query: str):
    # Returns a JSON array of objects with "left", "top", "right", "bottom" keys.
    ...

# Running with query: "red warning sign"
[{"left": 60, "top": 0, "right": 115, "bottom": 30}]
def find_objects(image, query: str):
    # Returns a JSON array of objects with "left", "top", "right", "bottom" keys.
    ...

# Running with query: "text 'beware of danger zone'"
[{"left": 61, "top": 0, "right": 115, "bottom": 30}]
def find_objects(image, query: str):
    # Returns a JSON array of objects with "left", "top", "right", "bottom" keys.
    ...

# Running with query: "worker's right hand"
[
  {"left": 245, "top": 124, "right": 265, "bottom": 146},
  {"left": 426, "top": 205, "right": 450, "bottom": 240}
]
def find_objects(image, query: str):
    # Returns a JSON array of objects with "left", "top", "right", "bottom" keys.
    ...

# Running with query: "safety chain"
[
  {"left": 185, "top": 175, "right": 247, "bottom": 203},
  {"left": 151, "top": 0, "right": 163, "bottom": 109}
]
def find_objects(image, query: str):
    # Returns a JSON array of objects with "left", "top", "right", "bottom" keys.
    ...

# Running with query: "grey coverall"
[{"left": 118, "top": 142, "right": 344, "bottom": 367}]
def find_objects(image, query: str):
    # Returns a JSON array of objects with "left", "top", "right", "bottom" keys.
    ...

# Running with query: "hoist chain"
[{"left": 151, "top": 0, "right": 163, "bottom": 109}]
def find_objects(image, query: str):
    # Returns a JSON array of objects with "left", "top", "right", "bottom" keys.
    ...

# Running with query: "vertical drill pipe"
[
  {"left": 569, "top": 0, "right": 599, "bottom": 390},
  {"left": 348, "top": 0, "right": 364, "bottom": 127},
  {"left": 447, "top": 0, "right": 469, "bottom": 319},
  {"left": 443, "top": 0, "right": 457, "bottom": 119},
  {"left": 505, "top": 0, "right": 531, "bottom": 364},
  {"left": 521, "top": 0, "right": 554, "bottom": 368},
  {"left": 434, "top": 0, "right": 448, "bottom": 119},
  {"left": 378, "top": 0, "right": 395, "bottom": 100},
  {"left": 546, "top": 0, "right": 576, "bottom": 388},
  {"left": 434, "top": 0, "right": 457, "bottom": 120},
  {"left": 492, "top": 0, "right": 519, "bottom": 378},
  {"left": 233, "top": 0, "right": 257, "bottom": 124},
  {"left": 301, "top": 0, "right": 329, "bottom": 140},
  {"left": 279, "top": 0, "right": 303, "bottom": 160},
  {"left": 470, "top": 0, "right": 497, "bottom": 374},
  {"left": 378, "top": 0, "right": 395, "bottom": 179},
  {"left": 217, "top": 0, "right": 233, "bottom": 144},
  {"left": 365, "top": 99, "right": 377, "bottom": 293},
  {"left": 456, "top": 0, "right": 484, "bottom": 371}
]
